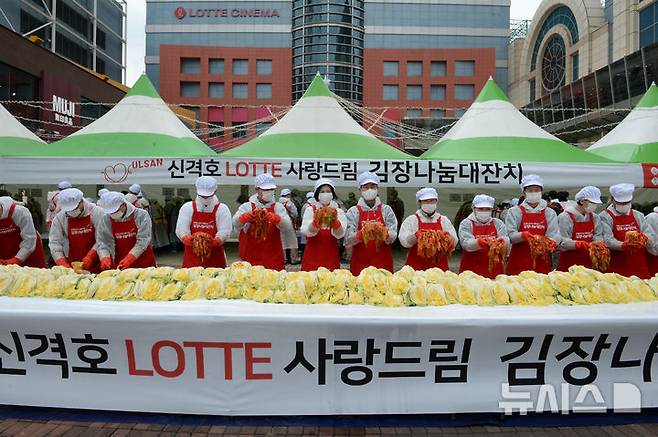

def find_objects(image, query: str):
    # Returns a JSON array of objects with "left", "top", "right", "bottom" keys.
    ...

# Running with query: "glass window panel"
[
  {"left": 383, "top": 85, "right": 398, "bottom": 100},
  {"left": 643, "top": 43, "right": 658, "bottom": 86},
  {"left": 454, "top": 108, "right": 466, "bottom": 118},
  {"left": 610, "top": 58, "right": 629, "bottom": 104},
  {"left": 560, "top": 83, "right": 574, "bottom": 120},
  {"left": 232, "top": 59, "right": 248, "bottom": 75},
  {"left": 406, "top": 108, "right": 422, "bottom": 118},
  {"left": 407, "top": 61, "right": 422, "bottom": 77},
  {"left": 208, "top": 59, "right": 224, "bottom": 75},
  {"left": 406, "top": 85, "right": 422, "bottom": 100},
  {"left": 180, "top": 58, "right": 200, "bottom": 74},
  {"left": 454, "top": 84, "right": 474, "bottom": 100},
  {"left": 430, "top": 85, "right": 446, "bottom": 100},
  {"left": 232, "top": 83, "right": 248, "bottom": 99},
  {"left": 257, "top": 60, "right": 272, "bottom": 75},
  {"left": 596, "top": 67, "right": 613, "bottom": 107},
  {"left": 626, "top": 51, "right": 647, "bottom": 98},
  {"left": 431, "top": 61, "right": 446, "bottom": 77},
  {"left": 430, "top": 109, "right": 445, "bottom": 118},
  {"left": 208, "top": 83, "right": 224, "bottom": 98},
  {"left": 383, "top": 61, "right": 398, "bottom": 76},
  {"left": 572, "top": 78, "right": 586, "bottom": 117},
  {"left": 180, "top": 82, "right": 200, "bottom": 97},
  {"left": 583, "top": 73, "right": 599, "bottom": 110},
  {"left": 256, "top": 84, "right": 272, "bottom": 99},
  {"left": 455, "top": 60, "right": 475, "bottom": 77}
]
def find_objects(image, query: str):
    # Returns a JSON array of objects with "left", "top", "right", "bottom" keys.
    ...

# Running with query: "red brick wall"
[{"left": 158, "top": 45, "right": 292, "bottom": 150}]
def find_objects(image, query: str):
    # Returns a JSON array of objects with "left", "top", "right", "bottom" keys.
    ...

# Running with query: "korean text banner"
[
  {"left": 1, "top": 297, "right": 658, "bottom": 415},
  {"left": 0, "top": 157, "right": 652, "bottom": 189}
]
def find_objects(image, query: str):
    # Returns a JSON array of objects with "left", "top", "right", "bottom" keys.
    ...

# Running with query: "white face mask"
[
  {"left": 525, "top": 192, "right": 542, "bottom": 203},
  {"left": 362, "top": 188, "right": 378, "bottom": 201},
  {"left": 584, "top": 202, "right": 598, "bottom": 213},
  {"left": 198, "top": 196, "right": 214, "bottom": 207},
  {"left": 66, "top": 203, "right": 84, "bottom": 218},
  {"left": 420, "top": 203, "right": 436, "bottom": 215},
  {"left": 318, "top": 192, "right": 333, "bottom": 205},
  {"left": 475, "top": 211, "right": 492, "bottom": 222},
  {"left": 615, "top": 203, "right": 631, "bottom": 215},
  {"left": 261, "top": 190, "right": 275, "bottom": 203}
]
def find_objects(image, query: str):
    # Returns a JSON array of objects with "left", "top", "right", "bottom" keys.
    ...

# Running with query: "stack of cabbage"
[{"left": 1, "top": 263, "right": 657, "bottom": 306}]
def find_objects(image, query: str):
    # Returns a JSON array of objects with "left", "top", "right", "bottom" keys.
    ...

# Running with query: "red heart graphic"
[{"left": 102, "top": 163, "right": 129, "bottom": 183}]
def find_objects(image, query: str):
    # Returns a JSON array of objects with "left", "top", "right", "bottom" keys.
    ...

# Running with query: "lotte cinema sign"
[{"left": 174, "top": 6, "right": 280, "bottom": 19}]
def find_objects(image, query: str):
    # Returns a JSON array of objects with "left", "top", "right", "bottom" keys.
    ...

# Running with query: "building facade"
[
  {"left": 508, "top": 0, "right": 658, "bottom": 144},
  {"left": 145, "top": 0, "right": 510, "bottom": 150},
  {"left": 0, "top": 0, "right": 126, "bottom": 82}
]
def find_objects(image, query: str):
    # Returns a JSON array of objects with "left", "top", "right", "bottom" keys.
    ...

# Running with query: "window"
[
  {"left": 96, "top": 29, "right": 106, "bottom": 50},
  {"left": 257, "top": 60, "right": 272, "bottom": 75},
  {"left": 233, "top": 83, "right": 248, "bottom": 99},
  {"left": 180, "top": 82, "right": 200, "bottom": 97},
  {"left": 430, "top": 109, "right": 445, "bottom": 118},
  {"left": 640, "top": 3, "right": 657, "bottom": 48},
  {"left": 180, "top": 58, "right": 200, "bottom": 74},
  {"left": 257, "top": 83, "right": 272, "bottom": 99},
  {"left": 96, "top": 58, "right": 106, "bottom": 75},
  {"left": 406, "top": 108, "right": 422, "bottom": 118},
  {"left": 530, "top": 5, "right": 579, "bottom": 70},
  {"left": 383, "top": 85, "right": 398, "bottom": 100},
  {"left": 571, "top": 52, "right": 579, "bottom": 81},
  {"left": 454, "top": 84, "right": 475, "bottom": 100},
  {"left": 383, "top": 61, "right": 398, "bottom": 76},
  {"left": 407, "top": 61, "right": 422, "bottom": 77},
  {"left": 430, "top": 85, "right": 446, "bottom": 100},
  {"left": 529, "top": 78, "right": 536, "bottom": 102},
  {"left": 431, "top": 61, "right": 446, "bottom": 77},
  {"left": 455, "top": 60, "right": 475, "bottom": 77},
  {"left": 208, "top": 83, "right": 224, "bottom": 98},
  {"left": 208, "top": 122, "right": 224, "bottom": 138},
  {"left": 209, "top": 59, "right": 224, "bottom": 74},
  {"left": 406, "top": 85, "right": 422, "bottom": 100},
  {"left": 233, "top": 59, "right": 248, "bottom": 75},
  {"left": 232, "top": 123, "right": 248, "bottom": 138},
  {"left": 454, "top": 108, "right": 467, "bottom": 118},
  {"left": 256, "top": 122, "right": 272, "bottom": 135}
]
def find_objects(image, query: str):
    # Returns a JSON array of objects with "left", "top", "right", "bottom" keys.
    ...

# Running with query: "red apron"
[
  {"left": 182, "top": 202, "right": 227, "bottom": 268},
  {"left": 238, "top": 202, "right": 285, "bottom": 271},
  {"left": 459, "top": 218, "right": 501, "bottom": 278},
  {"left": 606, "top": 210, "right": 649, "bottom": 278},
  {"left": 0, "top": 203, "right": 46, "bottom": 268},
  {"left": 350, "top": 204, "right": 394, "bottom": 275},
  {"left": 110, "top": 214, "right": 156, "bottom": 268},
  {"left": 557, "top": 212, "right": 594, "bottom": 271},
  {"left": 406, "top": 213, "right": 449, "bottom": 271},
  {"left": 67, "top": 214, "right": 100, "bottom": 273},
  {"left": 301, "top": 204, "right": 340, "bottom": 271},
  {"left": 507, "top": 206, "right": 551, "bottom": 275}
]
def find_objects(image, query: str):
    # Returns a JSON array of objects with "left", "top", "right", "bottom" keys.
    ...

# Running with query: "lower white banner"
[
  {"left": 1, "top": 157, "right": 656, "bottom": 189},
  {"left": 1, "top": 297, "right": 658, "bottom": 415}
]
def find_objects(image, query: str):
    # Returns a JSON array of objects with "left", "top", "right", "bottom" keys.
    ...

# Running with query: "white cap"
[
  {"left": 255, "top": 173, "right": 276, "bottom": 190},
  {"left": 415, "top": 187, "right": 438, "bottom": 202},
  {"left": 306, "top": 191, "right": 314, "bottom": 199},
  {"left": 280, "top": 188, "right": 291, "bottom": 197},
  {"left": 129, "top": 184, "right": 141, "bottom": 195},
  {"left": 58, "top": 180, "right": 72, "bottom": 190},
  {"left": 125, "top": 193, "right": 138, "bottom": 205},
  {"left": 575, "top": 186, "right": 602, "bottom": 204},
  {"left": 195, "top": 176, "right": 217, "bottom": 197},
  {"left": 98, "top": 188, "right": 109, "bottom": 198},
  {"left": 357, "top": 171, "right": 380, "bottom": 187},
  {"left": 57, "top": 188, "right": 84, "bottom": 213},
  {"left": 472, "top": 194, "right": 495, "bottom": 208},
  {"left": 609, "top": 183, "right": 635, "bottom": 203},
  {"left": 314, "top": 178, "right": 335, "bottom": 192},
  {"left": 521, "top": 174, "right": 544, "bottom": 188},
  {"left": 100, "top": 192, "right": 125, "bottom": 214}
]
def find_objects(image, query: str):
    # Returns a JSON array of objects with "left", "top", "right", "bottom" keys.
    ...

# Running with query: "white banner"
[
  {"left": 0, "top": 157, "right": 654, "bottom": 189},
  {"left": 1, "top": 297, "right": 658, "bottom": 415}
]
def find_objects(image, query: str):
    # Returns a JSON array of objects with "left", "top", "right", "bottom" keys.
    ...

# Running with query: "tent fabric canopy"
[
  {"left": 421, "top": 78, "right": 611, "bottom": 163},
  {"left": 0, "top": 103, "right": 47, "bottom": 157},
  {"left": 45, "top": 74, "right": 215, "bottom": 157},
  {"left": 222, "top": 73, "right": 412, "bottom": 159},
  {"left": 587, "top": 83, "right": 658, "bottom": 163}
]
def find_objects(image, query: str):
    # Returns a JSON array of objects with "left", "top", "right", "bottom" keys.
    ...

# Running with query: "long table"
[{"left": 1, "top": 297, "right": 657, "bottom": 415}]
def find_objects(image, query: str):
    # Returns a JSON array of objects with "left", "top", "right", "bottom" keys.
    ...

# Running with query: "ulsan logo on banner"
[
  {"left": 101, "top": 159, "right": 164, "bottom": 184},
  {"left": 52, "top": 95, "right": 75, "bottom": 126},
  {"left": 642, "top": 164, "right": 658, "bottom": 188}
]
